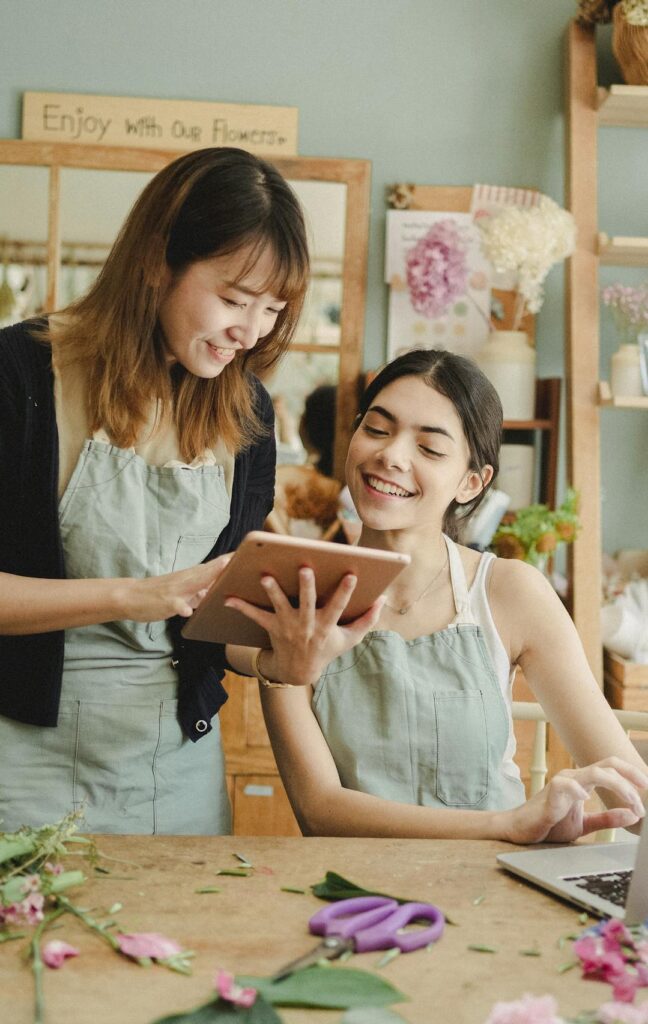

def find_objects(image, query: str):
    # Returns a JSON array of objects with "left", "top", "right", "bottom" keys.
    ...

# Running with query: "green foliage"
[
  {"left": 237, "top": 965, "right": 405, "bottom": 1010},
  {"left": 152, "top": 996, "right": 282, "bottom": 1024},
  {"left": 490, "top": 487, "right": 581, "bottom": 568}
]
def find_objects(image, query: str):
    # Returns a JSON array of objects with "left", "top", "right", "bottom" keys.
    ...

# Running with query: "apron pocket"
[
  {"left": 433, "top": 691, "right": 489, "bottom": 807},
  {"left": 149, "top": 534, "right": 217, "bottom": 641}
]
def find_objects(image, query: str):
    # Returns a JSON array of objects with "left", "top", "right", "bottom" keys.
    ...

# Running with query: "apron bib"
[
  {"left": 312, "top": 536, "right": 525, "bottom": 811},
  {"left": 0, "top": 438, "right": 232, "bottom": 834}
]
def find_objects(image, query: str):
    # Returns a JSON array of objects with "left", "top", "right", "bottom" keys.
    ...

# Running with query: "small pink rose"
[
  {"left": 116, "top": 932, "right": 182, "bottom": 961},
  {"left": 215, "top": 969, "right": 257, "bottom": 1008},
  {"left": 42, "top": 940, "right": 80, "bottom": 969}
]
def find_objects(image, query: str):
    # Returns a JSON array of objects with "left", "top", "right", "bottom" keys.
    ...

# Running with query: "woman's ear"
[{"left": 455, "top": 465, "right": 494, "bottom": 506}]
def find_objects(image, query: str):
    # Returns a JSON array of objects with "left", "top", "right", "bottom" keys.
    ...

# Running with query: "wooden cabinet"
[
  {"left": 565, "top": 21, "right": 648, "bottom": 686},
  {"left": 219, "top": 672, "right": 300, "bottom": 836}
]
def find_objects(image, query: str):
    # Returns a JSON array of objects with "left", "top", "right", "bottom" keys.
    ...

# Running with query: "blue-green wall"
[{"left": 2, "top": 0, "right": 646, "bottom": 553}]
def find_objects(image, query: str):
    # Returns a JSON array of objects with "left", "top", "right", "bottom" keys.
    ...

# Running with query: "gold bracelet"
[{"left": 251, "top": 647, "right": 290, "bottom": 688}]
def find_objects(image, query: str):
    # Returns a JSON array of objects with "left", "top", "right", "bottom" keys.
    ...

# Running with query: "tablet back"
[{"left": 181, "top": 531, "right": 410, "bottom": 647}]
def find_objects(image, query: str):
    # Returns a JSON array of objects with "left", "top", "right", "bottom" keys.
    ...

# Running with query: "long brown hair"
[
  {"left": 357, "top": 349, "right": 502, "bottom": 540},
  {"left": 47, "top": 147, "right": 309, "bottom": 458}
]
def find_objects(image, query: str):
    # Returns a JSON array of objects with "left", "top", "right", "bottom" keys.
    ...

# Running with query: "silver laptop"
[{"left": 497, "top": 823, "right": 648, "bottom": 922}]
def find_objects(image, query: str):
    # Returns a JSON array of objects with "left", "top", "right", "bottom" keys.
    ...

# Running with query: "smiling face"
[
  {"left": 158, "top": 243, "right": 288, "bottom": 378},
  {"left": 345, "top": 375, "right": 492, "bottom": 538}
]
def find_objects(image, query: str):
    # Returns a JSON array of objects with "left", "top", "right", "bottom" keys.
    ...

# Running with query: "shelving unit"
[{"left": 565, "top": 20, "right": 648, "bottom": 687}]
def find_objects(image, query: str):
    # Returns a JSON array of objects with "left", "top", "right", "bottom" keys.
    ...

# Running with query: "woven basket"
[{"left": 613, "top": 3, "right": 648, "bottom": 85}]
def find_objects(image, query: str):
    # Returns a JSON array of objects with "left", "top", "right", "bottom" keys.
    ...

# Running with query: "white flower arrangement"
[{"left": 477, "top": 195, "right": 576, "bottom": 329}]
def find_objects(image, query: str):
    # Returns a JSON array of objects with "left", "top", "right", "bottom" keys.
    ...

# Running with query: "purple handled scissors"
[{"left": 271, "top": 895, "right": 445, "bottom": 982}]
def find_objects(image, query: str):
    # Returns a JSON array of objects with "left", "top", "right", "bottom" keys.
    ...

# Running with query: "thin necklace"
[{"left": 383, "top": 552, "right": 449, "bottom": 616}]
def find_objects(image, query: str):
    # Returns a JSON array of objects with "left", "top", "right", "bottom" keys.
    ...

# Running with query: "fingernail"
[{"left": 224, "top": 599, "right": 235, "bottom": 608}]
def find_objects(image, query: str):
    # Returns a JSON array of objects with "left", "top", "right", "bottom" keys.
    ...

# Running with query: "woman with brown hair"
[
  {"left": 227, "top": 349, "right": 648, "bottom": 843},
  {"left": 0, "top": 146, "right": 309, "bottom": 835}
]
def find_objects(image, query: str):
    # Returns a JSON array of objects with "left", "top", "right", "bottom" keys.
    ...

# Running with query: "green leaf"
[
  {"left": 341, "top": 1010, "right": 408, "bottom": 1024},
  {"left": 467, "top": 944, "right": 498, "bottom": 953},
  {"left": 237, "top": 966, "right": 406, "bottom": 1010},
  {"left": 310, "top": 871, "right": 456, "bottom": 924},
  {"left": 234, "top": 853, "right": 254, "bottom": 868},
  {"left": 0, "top": 931, "right": 26, "bottom": 943},
  {"left": 195, "top": 887, "right": 223, "bottom": 894},
  {"left": 374, "top": 948, "right": 400, "bottom": 968},
  {"left": 214, "top": 869, "right": 252, "bottom": 877},
  {"left": 279, "top": 887, "right": 305, "bottom": 895},
  {"left": 151, "top": 995, "right": 282, "bottom": 1024},
  {"left": 0, "top": 834, "right": 36, "bottom": 866},
  {"left": 310, "top": 872, "right": 417, "bottom": 905}
]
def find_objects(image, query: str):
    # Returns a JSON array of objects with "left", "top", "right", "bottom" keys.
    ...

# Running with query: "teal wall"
[{"left": 2, "top": 0, "right": 646, "bottom": 553}]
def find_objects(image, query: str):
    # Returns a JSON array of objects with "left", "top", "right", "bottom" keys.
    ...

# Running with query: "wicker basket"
[{"left": 613, "top": 3, "right": 648, "bottom": 85}]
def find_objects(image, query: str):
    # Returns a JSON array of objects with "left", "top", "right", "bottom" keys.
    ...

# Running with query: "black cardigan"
[{"left": 0, "top": 320, "right": 276, "bottom": 741}]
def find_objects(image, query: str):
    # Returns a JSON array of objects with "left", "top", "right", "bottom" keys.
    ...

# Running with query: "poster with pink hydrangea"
[{"left": 385, "top": 210, "right": 492, "bottom": 360}]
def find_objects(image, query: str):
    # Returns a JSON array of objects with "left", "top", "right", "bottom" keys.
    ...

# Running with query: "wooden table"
[{"left": 1, "top": 835, "right": 619, "bottom": 1024}]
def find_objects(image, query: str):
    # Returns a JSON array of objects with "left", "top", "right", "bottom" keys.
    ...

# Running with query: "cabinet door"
[{"left": 220, "top": 673, "right": 301, "bottom": 836}]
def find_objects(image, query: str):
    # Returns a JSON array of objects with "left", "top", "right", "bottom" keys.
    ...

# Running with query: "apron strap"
[{"left": 444, "top": 534, "right": 476, "bottom": 626}]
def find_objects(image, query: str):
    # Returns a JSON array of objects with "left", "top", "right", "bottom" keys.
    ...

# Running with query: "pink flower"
[
  {"left": 1, "top": 892, "right": 45, "bottom": 926},
  {"left": 596, "top": 1001, "right": 648, "bottom": 1023},
  {"left": 20, "top": 874, "right": 42, "bottom": 893},
  {"left": 215, "top": 969, "right": 257, "bottom": 1008},
  {"left": 43, "top": 862, "right": 64, "bottom": 876},
  {"left": 116, "top": 932, "right": 182, "bottom": 961},
  {"left": 42, "top": 940, "right": 80, "bottom": 969},
  {"left": 483, "top": 993, "right": 563, "bottom": 1024},
  {"left": 405, "top": 219, "right": 469, "bottom": 319}
]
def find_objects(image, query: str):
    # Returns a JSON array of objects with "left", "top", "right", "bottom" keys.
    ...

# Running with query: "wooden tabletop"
[{"left": 1, "top": 835, "right": 615, "bottom": 1024}]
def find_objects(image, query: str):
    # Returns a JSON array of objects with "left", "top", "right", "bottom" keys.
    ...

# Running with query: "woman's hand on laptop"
[{"left": 504, "top": 757, "right": 648, "bottom": 844}]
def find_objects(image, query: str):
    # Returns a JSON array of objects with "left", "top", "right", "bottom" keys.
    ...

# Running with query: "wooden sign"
[{"left": 22, "top": 91, "right": 298, "bottom": 156}]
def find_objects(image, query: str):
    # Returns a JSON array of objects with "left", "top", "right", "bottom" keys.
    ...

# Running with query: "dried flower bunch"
[
  {"left": 405, "top": 218, "right": 469, "bottom": 319},
  {"left": 477, "top": 196, "right": 576, "bottom": 330},
  {"left": 491, "top": 489, "right": 580, "bottom": 568},
  {"left": 576, "top": 0, "right": 648, "bottom": 26},
  {"left": 602, "top": 282, "right": 648, "bottom": 343},
  {"left": 576, "top": 0, "right": 620, "bottom": 25},
  {"left": 622, "top": 0, "right": 648, "bottom": 25}
]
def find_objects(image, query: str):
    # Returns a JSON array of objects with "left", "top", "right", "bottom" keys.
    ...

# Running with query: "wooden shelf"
[
  {"left": 598, "top": 380, "right": 648, "bottom": 407},
  {"left": 502, "top": 418, "right": 552, "bottom": 430},
  {"left": 598, "top": 85, "right": 648, "bottom": 127},
  {"left": 598, "top": 232, "right": 648, "bottom": 266}
]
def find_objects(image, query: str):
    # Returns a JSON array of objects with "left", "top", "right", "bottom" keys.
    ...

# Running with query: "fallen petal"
[
  {"left": 116, "top": 932, "right": 182, "bottom": 960},
  {"left": 42, "top": 940, "right": 80, "bottom": 969},
  {"left": 215, "top": 968, "right": 257, "bottom": 1007}
]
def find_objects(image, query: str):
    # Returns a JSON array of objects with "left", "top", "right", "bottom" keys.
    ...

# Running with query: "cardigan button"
[
  {"left": 170, "top": 658, "right": 179, "bottom": 668},
  {"left": 195, "top": 719, "right": 208, "bottom": 733}
]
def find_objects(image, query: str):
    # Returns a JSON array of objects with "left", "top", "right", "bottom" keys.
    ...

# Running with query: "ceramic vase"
[
  {"left": 610, "top": 343, "right": 643, "bottom": 398},
  {"left": 475, "top": 330, "right": 536, "bottom": 421}
]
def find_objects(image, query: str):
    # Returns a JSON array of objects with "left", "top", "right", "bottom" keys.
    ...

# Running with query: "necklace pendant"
[{"left": 398, "top": 607, "right": 408, "bottom": 615}]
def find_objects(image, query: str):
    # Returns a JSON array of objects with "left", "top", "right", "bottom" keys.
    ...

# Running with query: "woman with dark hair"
[
  {"left": 0, "top": 146, "right": 309, "bottom": 835},
  {"left": 299, "top": 383, "right": 337, "bottom": 478},
  {"left": 227, "top": 348, "right": 648, "bottom": 842}
]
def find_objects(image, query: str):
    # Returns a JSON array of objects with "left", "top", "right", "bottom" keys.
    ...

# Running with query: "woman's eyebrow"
[
  {"left": 367, "top": 404, "right": 455, "bottom": 441},
  {"left": 223, "top": 279, "right": 286, "bottom": 303}
]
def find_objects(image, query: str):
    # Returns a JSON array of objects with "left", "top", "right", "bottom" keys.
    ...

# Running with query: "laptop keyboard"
[{"left": 563, "top": 870, "right": 632, "bottom": 908}]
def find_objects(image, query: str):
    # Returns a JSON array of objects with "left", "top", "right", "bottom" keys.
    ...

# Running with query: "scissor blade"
[{"left": 270, "top": 936, "right": 353, "bottom": 983}]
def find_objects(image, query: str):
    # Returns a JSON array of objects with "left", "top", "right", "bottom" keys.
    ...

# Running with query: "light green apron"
[
  {"left": 0, "top": 438, "right": 232, "bottom": 835},
  {"left": 312, "top": 536, "right": 525, "bottom": 811}
]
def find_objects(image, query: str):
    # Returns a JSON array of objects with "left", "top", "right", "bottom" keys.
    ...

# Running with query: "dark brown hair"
[
  {"left": 357, "top": 349, "right": 502, "bottom": 539},
  {"left": 48, "top": 147, "right": 310, "bottom": 458}
]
